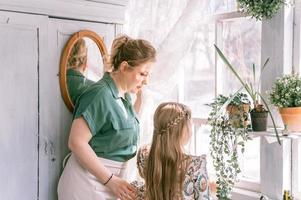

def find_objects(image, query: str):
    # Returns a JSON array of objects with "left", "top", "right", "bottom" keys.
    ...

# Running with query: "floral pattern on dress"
[{"left": 132, "top": 145, "right": 211, "bottom": 200}]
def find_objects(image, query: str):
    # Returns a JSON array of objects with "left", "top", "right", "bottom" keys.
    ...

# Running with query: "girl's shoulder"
[
  {"left": 183, "top": 155, "right": 211, "bottom": 200},
  {"left": 185, "top": 154, "right": 207, "bottom": 176},
  {"left": 137, "top": 144, "right": 151, "bottom": 178}
]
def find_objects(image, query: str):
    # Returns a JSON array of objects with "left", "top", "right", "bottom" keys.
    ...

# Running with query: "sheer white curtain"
[
  {"left": 125, "top": 0, "right": 213, "bottom": 143},
  {"left": 124, "top": 0, "right": 214, "bottom": 180}
]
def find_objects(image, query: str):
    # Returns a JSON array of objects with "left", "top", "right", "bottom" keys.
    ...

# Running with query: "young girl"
[{"left": 132, "top": 102, "right": 211, "bottom": 200}]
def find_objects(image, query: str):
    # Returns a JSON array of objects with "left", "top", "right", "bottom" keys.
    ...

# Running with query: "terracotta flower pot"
[
  {"left": 279, "top": 107, "right": 301, "bottom": 132},
  {"left": 227, "top": 104, "right": 250, "bottom": 128}
]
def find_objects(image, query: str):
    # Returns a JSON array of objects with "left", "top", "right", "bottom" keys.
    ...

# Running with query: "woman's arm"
[
  {"left": 133, "top": 90, "right": 142, "bottom": 114},
  {"left": 68, "top": 117, "right": 136, "bottom": 199}
]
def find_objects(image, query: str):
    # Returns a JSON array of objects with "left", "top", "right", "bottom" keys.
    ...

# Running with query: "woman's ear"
[{"left": 119, "top": 61, "right": 128, "bottom": 72}]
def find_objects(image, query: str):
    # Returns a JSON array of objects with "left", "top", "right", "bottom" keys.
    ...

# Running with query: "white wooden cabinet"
[
  {"left": 0, "top": 0, "right": 129, "bottom": 23},
  {"left": 0, "top": 1, "right": 124, "bottom": 199},
  {"left": 0, "top": 11, "right": 47, "bottom": 200}
]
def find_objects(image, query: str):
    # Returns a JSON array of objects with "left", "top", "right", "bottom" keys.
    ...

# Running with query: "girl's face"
[
  {"left": 181, "top": 119, "right": 193, "bottom": 146},
  {"left": 124, "top": 61, "right": 153, "bottom": 93}
]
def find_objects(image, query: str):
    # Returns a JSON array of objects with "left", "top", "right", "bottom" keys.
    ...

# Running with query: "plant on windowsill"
[
  {"left": 226, "top": 92, "right": 251, "bottom": 128},
  {"left": 207, "top": 92, "right": 251, "bottom": 200},
  {"left": 214, "top": 44, "right": 281, "bottom": 145},
  {"left": 269, "top": 74, "right": 301, "bottom": 132},
  {"left": 237, "top": 0, "right": 286, "bottom": 20}
]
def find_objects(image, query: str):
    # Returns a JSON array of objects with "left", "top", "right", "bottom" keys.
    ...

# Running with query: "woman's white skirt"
[{"left": 57, "top": 154, "right": 128, "bottom": 200}]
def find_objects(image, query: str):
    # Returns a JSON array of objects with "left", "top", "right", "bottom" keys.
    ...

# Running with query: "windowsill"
[
  {"left": 249, "top": 128, "right": 301, "bottom": 139},
  {"left": 231, "top": 188, "right": 261, "bottom": 200}
]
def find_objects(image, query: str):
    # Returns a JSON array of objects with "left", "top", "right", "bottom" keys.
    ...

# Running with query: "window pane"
[
  {"left": 183, "top": 23, "right": 215, "bottom": 118},
  {"left": 212, "top": 0, "right": 238, "bottom": 14},
  {"left": 238, "top": 137, "right": 260, "bottom": 182},
  {"left": 216, "top": 17, "right": 262, "bottom": 95},
  {"left": 216, "top": 17, "right": 262, "bottom": 187},
  {"left": 194, "top": 125, "right": 261, "bottom": 187},
  {"left": 193, "top": 125, "right": 216, "bottom": 177}
]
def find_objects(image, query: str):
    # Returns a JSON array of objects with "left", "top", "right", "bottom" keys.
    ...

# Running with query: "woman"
[
  {"left": 58, "top": 35, "right": 156, "bottom": 200},
  {"left": 132, "top": 102, "right": 212, "bottom": 200},
  {"left": 66, "top": 38, "right": 95, "bottom": 104}
]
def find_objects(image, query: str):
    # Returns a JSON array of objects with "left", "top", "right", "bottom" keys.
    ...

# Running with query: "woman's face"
[{"left": 124, "top": 61, "right": 153, "bottom": 93}]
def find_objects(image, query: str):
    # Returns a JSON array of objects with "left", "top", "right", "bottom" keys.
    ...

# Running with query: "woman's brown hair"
[
  {"left": 67, "top": 38, "right": 87, "bottom": 70},
  {"left": 145, "top": 102, "right": 192, "bottom": 200},
  {"left": 110, "top": 35, "right": 156, "bottom": 71}
]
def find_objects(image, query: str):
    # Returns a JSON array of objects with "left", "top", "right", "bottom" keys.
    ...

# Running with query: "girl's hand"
[{"left": 106, "top": 175, "right": 136, "bottom": 200}]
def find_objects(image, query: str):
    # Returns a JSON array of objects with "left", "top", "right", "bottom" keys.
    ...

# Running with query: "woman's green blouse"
[
  {"left": 73, "top": 72, "right": 139, "bottom": 162},
  {"left": 66, "top": 69, "right": 95, "bottom": 104}
]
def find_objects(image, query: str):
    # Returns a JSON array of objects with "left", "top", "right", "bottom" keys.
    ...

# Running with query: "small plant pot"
[
  {"left": 279, "top": 107, "right": 301, "bottom": 132},
  {"left": 250, "top": 111, "right": 268, "bottom": 131},
  {"left": 227, "top": 104, "right": 250, "bottom": 128}
]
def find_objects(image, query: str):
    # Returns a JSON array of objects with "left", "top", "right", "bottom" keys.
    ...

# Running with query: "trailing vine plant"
[
  {"left": 237, "top": 0, "right": 286, "bottom": 20},
  {"left": 207, "top": 93, "right": 251, "bottom": 199}
]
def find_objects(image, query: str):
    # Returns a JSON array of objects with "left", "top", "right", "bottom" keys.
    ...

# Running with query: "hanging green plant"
[
  {"left": 207, "top": 93, "right": 251, "bottom": 199},
  {"left": 237, "top": 0, "right": 286, "bottom": 20}
]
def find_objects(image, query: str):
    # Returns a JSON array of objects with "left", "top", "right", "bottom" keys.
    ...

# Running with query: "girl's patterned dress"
[{"left": 131, "top": 145, "right": 212, "bottom": 200}]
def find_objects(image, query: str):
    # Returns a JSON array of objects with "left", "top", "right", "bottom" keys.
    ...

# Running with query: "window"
[
  {"left": 181, "top": 10, "right": 262, "bottom": 192},
  {"left": 216, "top": 16, "right": 262, "bottom": 191}
]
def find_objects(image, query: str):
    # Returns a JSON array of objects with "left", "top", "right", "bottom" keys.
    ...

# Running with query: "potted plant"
[
  {"left": 269, "top": 74, "right": 301, "bottom": 132},
  {"left": 226, "top": 93, "right": 251, "bottom": 128},
  {"left": 237, "top": 0, "right": 286, "bottom": 20},
  {"left": 208, "top": 93, "right": 251, "bottom": 200},
  {"left": 214, "top": 44, "right": 281, "bottom": 144}
]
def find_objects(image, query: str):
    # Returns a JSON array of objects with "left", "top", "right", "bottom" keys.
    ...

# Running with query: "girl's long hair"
[{"left": 145, "top": 102, "right": 191, "bottom": 200}]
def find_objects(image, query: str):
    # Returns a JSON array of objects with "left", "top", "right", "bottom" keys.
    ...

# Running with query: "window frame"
[{"left": 178, "top": 2, "right": 300, "bottom": 199}]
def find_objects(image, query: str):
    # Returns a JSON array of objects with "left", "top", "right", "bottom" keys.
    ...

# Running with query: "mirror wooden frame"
[{"left": 59, "top": 30, "right": 108, "bottom": 112}]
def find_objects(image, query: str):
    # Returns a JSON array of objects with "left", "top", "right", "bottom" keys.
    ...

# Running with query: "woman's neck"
[{"left": 110, "top": 72, "right": 126, "bottom": 98}]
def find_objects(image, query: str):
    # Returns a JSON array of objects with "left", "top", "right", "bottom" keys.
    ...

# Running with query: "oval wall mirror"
[{"left": 59, "top": 30, "right": 108, "bottom": 112}]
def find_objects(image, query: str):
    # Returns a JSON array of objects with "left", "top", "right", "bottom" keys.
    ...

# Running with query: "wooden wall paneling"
[
  {"left": 260, "top": 3, "right": 294, "bottom": 199},
  {"left": 39, "top": 18, "right": 115, "bottom": 200},
  {"left": 0, "top": 0, "right": 128, "bottom": 24},
  {"left": 0, "top": 11, "right": 47, "bottom": 200}
]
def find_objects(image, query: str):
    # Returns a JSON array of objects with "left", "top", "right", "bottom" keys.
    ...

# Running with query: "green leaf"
[{"left": 214, "top": 44, "right": 253, "bottom": 96}]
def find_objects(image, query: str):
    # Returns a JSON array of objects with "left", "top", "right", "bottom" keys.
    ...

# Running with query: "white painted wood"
[
  {"left": 39, "top": 18, "right": 115, "bottom": 200},
  {"left": 232, "top": 188, "right": 260, "bottom": 200},
  {"left": 85, "top": 0, "right": 129, "bottom": 6},
  {"left": 115, "top": 23, "right": 124, "bottom": 36},
  {"left": 261, "top": 4, "right": 294, "bottom": 128},
  {"left": 292, "top": 139, "right": 301, "bottom": 199},
  {"left": 260, "top": 136, "right": 292, "bottom": 199},
  {"left": 293, "top": 0, "right": 301, "bottom": 74},
  {"left": 0, "top": 11, "right": 47, "bottom": 200},
  {"left": 0, "top": 0, "right": 127, "bottom": 24}
]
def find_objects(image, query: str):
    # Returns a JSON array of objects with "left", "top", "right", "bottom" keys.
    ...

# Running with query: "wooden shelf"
[{"left": 249, "top": 128, "right": 301, "bottom": 139}]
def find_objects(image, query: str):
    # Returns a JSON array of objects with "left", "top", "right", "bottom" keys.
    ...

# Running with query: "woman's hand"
[
  {"left": 133, "top": 89, "right": 142, "bottom": 114},
  {"left": 106, "top": 175, "right": 136, "bottom": 200}
]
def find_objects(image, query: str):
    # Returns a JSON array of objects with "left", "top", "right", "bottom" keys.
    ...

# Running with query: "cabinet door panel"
[
  {"left": 0, "top": 11, "right": 47, "bottom": 200},
  {"left": 39, "top": 18, "right": 115, "bottom": 200}
]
